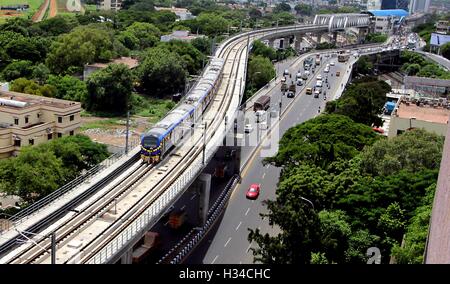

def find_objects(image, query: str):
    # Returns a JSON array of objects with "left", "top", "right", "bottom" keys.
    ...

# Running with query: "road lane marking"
[
  {"left": 236, "top": 221, "right": 242, "bottom": 231},
  {"left": 245, "top": 208, "right": 250, "bottom": 216},
  {"left": 246, "top": 243, "right": 252, "bottom": 253},
  {"left": 190, "top": 194, "right": 197, "bottom": 200},
  {"left": 164, "top": 221, "right": 169, "bottom": 226},
  {"left": 239, "top": 261, "right": 242, "bottom": 264},
  {"left": 180, "top": 205, "right": 186, "bottom": 211},
  {"left": 224, "top": 237, "right": 232, "bottom": 247},
  {"left": 211, "top": 255, "right": 219, "bottom": 264},
  {"left": 262, "top": 173, "right": 266, "bottom": 179}
]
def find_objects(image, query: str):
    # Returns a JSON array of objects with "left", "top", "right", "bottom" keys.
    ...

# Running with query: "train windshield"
[{"left": 143, "top": 136, "right": 159, "bottom": 148}]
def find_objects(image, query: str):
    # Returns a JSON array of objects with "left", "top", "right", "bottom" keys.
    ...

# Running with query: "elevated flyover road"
[{"left": 0, "top": 19, "right": 370, "bottom": 264}]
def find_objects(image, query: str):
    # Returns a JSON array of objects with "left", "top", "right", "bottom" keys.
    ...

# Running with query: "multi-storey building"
[
  {"left": 409, "top": 0, "right": 430, "bottom": 14},
  {"left": 100, "top": 0, "right": 121, "bottom": 11},
  {"left": 0, "top": 91, "right": 81, "bottom": 159}
]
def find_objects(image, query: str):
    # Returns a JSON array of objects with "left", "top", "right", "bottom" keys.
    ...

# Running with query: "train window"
[{"left": 143, "top": 136, "right": 159, "bottom": 148}]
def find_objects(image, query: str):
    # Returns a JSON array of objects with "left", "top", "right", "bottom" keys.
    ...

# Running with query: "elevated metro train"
[{"left": 140, "top": 57, "right": 225, "bottom": 164}]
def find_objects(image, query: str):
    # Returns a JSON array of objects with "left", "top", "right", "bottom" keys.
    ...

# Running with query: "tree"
[
  {"left": 325, "top": 79, "right": 392, "bottom": 126},
  {"left": 136, "top": 47, "right": 187, "bottom": 98},
  {"left": 86, "top": 63, "right": 133, "bottom": 114},
  {"left": 377, "top": 202, "right": 407, "bottom": 243},
  {"left": 196, "top": 13, "right": 230, "bottom": 36},
  {"left": 249, "top": 7, "right": 262, "bottom": 19},
  {"left": 355, "top": 55, "right": 373, "bottom": 75},
  {"left": 251, "top": 40, "right": 276, "bottom": 61},
  {"left": 359, "top": 129, "right": 444, "bottom": 176},
  {"left": 5, "top": 36, "right": 50, "bottom": 63},
  {"left": 441, "top": 42, "right": 450, "bottom": 60},
  {"left": 248, "top": 199, "right": 320, "bottom": 264},
  {"left": 1, "top": 60, "right": 34, "bottom": 81},
  {"left": 271, "top": 12, "right": 296, "bottom": 26},
  {"left": 247, "top": 55, "right": 276, "bottom": 90},
  {"left": 118, "top": 22, "right": 161, "bottom": 50},
  {"left": 31, "top": 15, "right": 79, "bottom": 37},
  {"left": 265, "top": 114, "right": 378, "bottom": 169},
  {"left": 46, "top": 75, "right": 87, "bottom": 102},
  {"left": 10, "top": 78, "right": 57, "bottom": 97},
  {"left": 46, "top": 26, "right": 116, "bottom": 74},
  {"left": 294, "top": 3, "right": 312, "bottom": 15},
  {"left": 318, "top": 210, "right": 352, "bottom": 263},
  {"left": 345, "top": 230, "right": 381, "bottom": 263},
  {"left": 274, "top": 2, "right": 291, "bottom": 13},
  {"left": 32, "top": 63, "right": 50, "bottom": 84},
  {"left": 191, "top": 36, "right": 213, "bottom": 55},
  {"left": 157, "top": 40, "right": 205, "bottom": 74}
]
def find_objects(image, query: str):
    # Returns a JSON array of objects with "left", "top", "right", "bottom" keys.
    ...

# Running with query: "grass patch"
[
  {"left": 80, "top": 117, "right": 125, "bottom": 131},
  {"left": 131, "top": 93, "right": 176, "bottom": 124},
  {"left": 84, "top": 4, "right": 97, "bottom": 11}
]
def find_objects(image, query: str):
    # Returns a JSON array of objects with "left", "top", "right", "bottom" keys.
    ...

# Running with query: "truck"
[
  {"left": 132, "top": 232, "right": 161, "bottom": 264},
  {"left": 289, "top": 83, "right": 296, "bottom": 93},
  {"left": 281, "top": 82, "right": 288, "bottom": 92},
  {"left": 168, "top": 209, "right": 187, "bottom": 229},
  {"left": 315, "top": 54, "right": 321, "bottom": 66},
  {"left": 254, "top": 95, "right": 271, "bottom": 111}
]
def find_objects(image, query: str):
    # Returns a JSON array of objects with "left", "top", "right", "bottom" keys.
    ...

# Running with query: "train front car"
[{"left": 140, "top": 129, "right": 164, "bottom": 164}]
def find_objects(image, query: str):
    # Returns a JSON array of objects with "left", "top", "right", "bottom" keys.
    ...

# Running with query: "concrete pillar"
[
  {"left": 268, "top": 38, "right": 275, "bottom": 48},
  {"left": 198, "top": 173, "right": 211, "bottom": 226},
  {"left": 294, "top": 35, "right": 302, "bottom": 51},
  {"left": 317, "top": 33, "right": 322, "bottom": 44},
  {"left": 283, "top": 37, "right": 290, "bottom": 49},
  {"left": 332, "top": 31, "right": 338, "bottom": 44},
  {"left": 121, "top": 248, "right": 133, "bottom": 264}
]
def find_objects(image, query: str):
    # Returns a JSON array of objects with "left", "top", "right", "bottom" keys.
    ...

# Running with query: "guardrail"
[{"left": 156, "top": 175, "right": 239, "bottom": 264}]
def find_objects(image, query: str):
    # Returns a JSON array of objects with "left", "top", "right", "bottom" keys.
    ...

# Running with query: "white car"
[
  {"left": 324, "top": 67, "right": 329, "bottom": 73},
  {"left": 283, "top": 69, "right": 289, "bottom": 76},
  {"left": 244, "top": 124, "right": 253, "bottom": 133},
  {"left": 316, "top": 74, "right": 322, "bottom": 80},
  {"left": 281, "top": 77, "right": 286, "bottom": 83},
  {"left": 330, "top": 61, "right": 335, "bottom": 66}
]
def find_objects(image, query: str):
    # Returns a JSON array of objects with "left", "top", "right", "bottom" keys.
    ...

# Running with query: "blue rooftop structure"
[
  {"left": 430, "top": 33, "right": 450, "bottom": 47},
  {"left": 365, "top": 9, "right": 409, "bottom": 17}
]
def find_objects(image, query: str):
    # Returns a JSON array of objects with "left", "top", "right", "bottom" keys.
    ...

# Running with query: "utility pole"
[
  {"left": 202, "top": 122, "right": 207, "bottom": 165},
  {"left": 125, "top": 109, "right": 130, "bottom": 154},
  {"left": 50, "top": 232, "right": 56, "bottom": 264}
]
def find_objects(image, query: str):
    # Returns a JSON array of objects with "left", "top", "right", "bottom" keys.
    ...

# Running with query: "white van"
[
  {"left": 296, "top": 72, "right": 302, "bottom": 79},
  {"left": 302, "top": 70, "right": 310, "bottom": 80},
  {"left": 316, "top": 80, "right": 323, "bottom": 88}
]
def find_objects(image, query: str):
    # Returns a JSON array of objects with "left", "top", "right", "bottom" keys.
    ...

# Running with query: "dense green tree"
[
  {"left": 249, "top": 7, "right": 263, "bottom": 19},
  {"left": 46, "top": 26, "right": 116, "bottom": 74},
  {"left": 294, "top": 3, "right": 312, "bottom": 15},
  {"left": 118, "top": 22, "right": 161, "bottom": 50},
  {"left": 273, "top": 2, "right": 291, "bottom": 13},
  {"left": 355, "top": 55, "right": 374, "bottom": 75},
  {"left": 266, "top": 114, "right": 378, "bottom": 169},
  {"left": 248, "top": 199, "right": 320, "bottom": 264},
  {"left": 31, "top": 15, "right": 79, "bottom": 36},
  {"left": 251, "top": 40, "right": 276, "bottom": 61},
  {"left": 86, "top": 63, "right": 133, "bottom": 113},
  {"left": 247, "top": 55, "right": 276, "bottom": 90},
  {"left": 360, "top": 129, "right": 444, "bottom": 176},
  {"left": 196, "top": 13, "right": 230, "bottom": 36},
  {"left": 191, "top": 36, "right": 213, "bottom": 55},
  {"left": 325, "top": 79, "right": 392, "bottom": 126},
  {"left": 10, "top": 77, "right": 57, "bottom": 97},
  {"left": 318, "top": 210, "right": 352, "bottom": 263},
  {"left": 365, "top": 33, "right": 388, "bottom": 43},
  {"left": 136, "top": 47, "right": 187, "bottom": 97},
  {"left": 46, "top": 75, "right": 88, "bottom": 102},
  {"left": 377, "top": 202, "right": 407, "bottom": 245},
  {"left": 345, "top": 230, "right": 381, "bottom": 263},
  {"left": 271, "top": 12, "right": 296, "bottom": 26},
  {"left": 0, "top": 17, "right": 32, "bottom": 36},
  {"left": 157, "top": 40, "right": 205, "bottom": 74},
  {"left": 310, "top": 252, "right": 329, "bottom": 264},
  {"left": 5, "top": 36, "right": 50, "bottom": 63},
  {"left": 1, "top": 60, "right": 35, "bottom": 81},
  {"left": 32, "top": 63, "right": 51, "bottom": 84}
]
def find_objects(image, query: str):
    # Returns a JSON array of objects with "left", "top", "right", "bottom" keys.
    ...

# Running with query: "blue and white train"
[{"left": 140, "top": 58, "right": 225, "bottom": 164}]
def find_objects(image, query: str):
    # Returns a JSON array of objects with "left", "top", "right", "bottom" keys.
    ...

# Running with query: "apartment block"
[{"left": 0, "top": 91, "right": 81, "bottom": 159}]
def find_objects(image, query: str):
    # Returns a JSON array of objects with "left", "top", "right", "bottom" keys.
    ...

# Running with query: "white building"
[
  {"left": 100, "top": 0, "right": 121, "bottom": 11},
  {"left": 367, "top": 0, "right": 382, "bottom": 10},
  {"left": 409, "top": 0, "right": 431, "bottom": 14}
]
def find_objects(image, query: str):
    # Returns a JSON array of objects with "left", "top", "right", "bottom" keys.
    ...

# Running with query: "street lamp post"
[
  {"left": 125, "top": 109, "right": 130, "bottom": 154},
  {"left": 300, "top": 196, "right": 315, "bottom": 210},
  {"left": 202, "top": 122, "right": 207, "bottom": 165}
]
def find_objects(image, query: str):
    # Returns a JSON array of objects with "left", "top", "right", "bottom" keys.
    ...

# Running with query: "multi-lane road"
[{"left": 187, "top": 52, "right": 353, "bottom": 264}]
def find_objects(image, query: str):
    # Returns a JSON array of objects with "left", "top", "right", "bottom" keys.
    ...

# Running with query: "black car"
[{"left": 287, "top": 91, "right": 295, "bottom": 98}]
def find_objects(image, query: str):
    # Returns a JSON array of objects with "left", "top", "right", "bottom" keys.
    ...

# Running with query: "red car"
[{"left": 246, "top": 184, "right": 261, "bottom": 200}]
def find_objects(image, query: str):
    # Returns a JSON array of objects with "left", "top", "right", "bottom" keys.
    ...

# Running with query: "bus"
[
  {"left": 337, "top": 51, "right": 350, "bottom": 62},
  {"left": 253, "top": 95, "right": 271, "bottom": 111}
]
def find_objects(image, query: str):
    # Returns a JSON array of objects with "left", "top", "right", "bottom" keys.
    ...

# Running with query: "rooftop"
[
  {"left": 86, "top": 57, "right": 139, "bottom": 69},
  {"left": 365, "top": 9, "right": 409, "bottom": 17},
  {"left": 430, "top": 33, "right": 450, "bottom": 47},
  {"left": 0, "top": 90, "right": 80, "bottom": 110},
  {"left": 396, "top": 100, "right": 450, "bottom": 124}
]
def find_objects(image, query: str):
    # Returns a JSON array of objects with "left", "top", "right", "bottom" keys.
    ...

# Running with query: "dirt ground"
[{"left": 80, "top": 116, "right": 151, "bottom": 150}]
